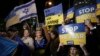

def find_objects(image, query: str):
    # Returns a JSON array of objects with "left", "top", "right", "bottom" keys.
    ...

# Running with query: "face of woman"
[
  {"left": 70, "top": 47, "right": 78, "bottom": 55},
  {"left": 36, "top": 31, "right": 42, "bottom": 38},
  {"left": 50, "top": 32, "right": 55, "bottom": 39},
  {"left": 24, "top": 30, "right": 29, "bottom": 37}
]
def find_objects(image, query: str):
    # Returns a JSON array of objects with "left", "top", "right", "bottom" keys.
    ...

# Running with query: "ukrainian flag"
[{"left": 66, "top": 7, "right": 74, "bottom": 19}]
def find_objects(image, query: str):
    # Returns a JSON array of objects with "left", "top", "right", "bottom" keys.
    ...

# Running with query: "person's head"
[
  {"left": 23, "top": 29, "right": 30, "bottom": 37},
  {"left": 7, "top": 27, "right": 18, "bottom": 39},
  {"left": 35, "top": 27, "right": 42, "bottom": 38},
  {"left": 69, "top": 46, "right": 79, "bottom": 56},
  {"left": 50, "top": 30, "right": 58, "bottom": 40}
]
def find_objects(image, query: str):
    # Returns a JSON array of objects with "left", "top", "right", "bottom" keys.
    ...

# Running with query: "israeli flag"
[
  {"left": 6, "top": 0, "right": 37, "bottom": 28},
  {"left": 14, "top": 0, "right": 37, "bottom": 21}
]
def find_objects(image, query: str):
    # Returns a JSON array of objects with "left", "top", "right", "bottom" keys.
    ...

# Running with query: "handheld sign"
[
  {"left": 75, "top": 5, "right": 97, "bottom": 23},
  {"left": 59, "top": 23, "right": 86, "bottom": 45},
  {"left": 96, "top": 0, "right": 100, "bottom": 16},
  {"left": 97, "top": 0, "right": 100, "bottom": 8},
  {"left": 44, "top": 3, "right": 64, "bottom": 26},
  {"left": 66, "top": 7, "right": 74, "bottom": 19}
]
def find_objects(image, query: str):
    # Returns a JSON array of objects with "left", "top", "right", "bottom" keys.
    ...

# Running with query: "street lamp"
[
  {"left": 48, "top": 1, "right": 53, "bottom": 6},
  {"left": 45, "top": 0, "right": 53, "bottom": 8}
]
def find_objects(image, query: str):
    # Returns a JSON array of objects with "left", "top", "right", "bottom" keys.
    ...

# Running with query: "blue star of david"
[{"left": 23, "top": 8, "right": 29, "bottom": 14}]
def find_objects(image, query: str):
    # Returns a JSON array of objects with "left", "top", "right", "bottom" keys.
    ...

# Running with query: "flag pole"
[
  {"left": 69, "top": 0, "right": 70, "bottom": 8},
  {"left": 36, "top": 16, "right": 40, "bottom": 27}
]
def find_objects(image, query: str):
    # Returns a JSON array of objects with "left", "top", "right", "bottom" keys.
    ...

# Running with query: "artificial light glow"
[{"left": 48, "top": 1, "right": 52, "bottom": 5}]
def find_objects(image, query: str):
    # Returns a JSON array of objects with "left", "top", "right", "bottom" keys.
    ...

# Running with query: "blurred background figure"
[
  {"left": 22, "top": 29, "right": 34, "bottom": 49},
  {"left": 7, "top": 26, "right": 31, "bottom": 56},
  {"left": 0, "top": 26, "right": 18, "bottom": 56}
]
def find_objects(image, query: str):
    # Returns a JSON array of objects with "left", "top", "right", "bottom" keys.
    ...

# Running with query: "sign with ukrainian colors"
[
  {"left": 44, "top": 3, "right": 64, "bottom": 26},
  {"left": 59, "top": 23, "right": 86, "bottom": 45},
  {"left": 96, "top": 0, "right": 100, "bottom": 15},
  {"left": 75, "top": 5, "right": 97, "bottom": 23},
  {"left": 97, "top": 0, "right": 100, "bottom": 8},
  {"left": 66, "top": 7, "right": 74, "bottom": 19}
]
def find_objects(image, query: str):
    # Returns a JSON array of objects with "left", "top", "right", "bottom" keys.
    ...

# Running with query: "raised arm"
[
  {"left": 80, "top": 44, "right": 89, "bottom": 56},
  {"left": 42, "top": 26, "right": 51, "bottom": 43}
]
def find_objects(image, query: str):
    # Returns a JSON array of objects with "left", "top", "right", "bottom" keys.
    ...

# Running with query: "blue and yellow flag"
[
  {"left": 75, "top": 4, "right": 97, "bottom": 23},
  {"left": 96, "top": 0, "right": 100, "bottom": 8},
  {"left": 96, "top": 0, "right": 100, "bottom": 16},
  {"left": 44, "top": 3, "right": 64, "bottom": 26},
  {"left": 58, "top": 23, "right": 86, "bottom": 45},
  {"left": 65, "top": 7, "right": 74, "bottom": 19}
]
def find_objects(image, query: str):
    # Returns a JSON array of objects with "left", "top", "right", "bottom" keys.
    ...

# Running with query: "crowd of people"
[{"left": 0, "top": 13, "right": 100, "bottom": 56}]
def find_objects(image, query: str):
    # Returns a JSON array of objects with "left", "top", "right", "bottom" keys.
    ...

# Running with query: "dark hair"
[
  {"left": 67, "top": 45, "right": 82, "bottom": 56},
  {"left": 7, "top": 27, "right": 18, "bottom": 32},
  {"left": 50, "top": 30, "right": 58, "bottom": 39}
]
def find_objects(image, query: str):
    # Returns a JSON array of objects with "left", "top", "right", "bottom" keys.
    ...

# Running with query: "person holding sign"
[
  {"left": 68, "top": 44, "right": 88, "bottom": 56},
  {"left": 85, "top": 15, "right": 100, "bottom": 56},
  {"left": 57, "top": 44, "right": 88, "bottom": 56},
  {"left": 42, "top": 25, "right": 59, "bottom": 56}
]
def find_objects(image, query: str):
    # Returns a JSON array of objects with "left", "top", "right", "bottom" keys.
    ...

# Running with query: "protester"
[
  {"left": 45, "top": 29, "right": 59, "bottom": 56},
  {"left": 34, "top": 27, "right": 48, "bottom": 56},
  {"left": 22, "top": 29, "right": 34, "bottom": 56},
  {"left": 7, "top": 26, "right": 31, "bottom": 56},
  {"left": 22, "top": 29, "right": 34, "bottom": 50},
  {"left": 85, "top": 15, "right": 100, "bottom": 56},
  {"left": 57, "top": 44, "right": 88, "bottom": 56},
  {"left": 67, "top": 44, "right": 88, "bottom": 56},
  {"left": 0, "top": 27, "right": 17, "bottom": 56}
]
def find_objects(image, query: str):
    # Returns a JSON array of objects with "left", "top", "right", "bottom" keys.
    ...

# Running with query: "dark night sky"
[{"left": 0, "top": 0, "right": 73, "bottom": 23}]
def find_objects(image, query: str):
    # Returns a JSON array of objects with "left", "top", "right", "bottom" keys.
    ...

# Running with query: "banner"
[
  {"left": 75, "top": 5, "right": 97, "bottom": 23},
  {"left": 44, "top": 3, "right": 64, "bottom": 26},
  {"left": 66, "top": 7, "right": 74, "bottom": 19},
  {"left": 59, "top": 23, "right": 86, "bottom": 45}
]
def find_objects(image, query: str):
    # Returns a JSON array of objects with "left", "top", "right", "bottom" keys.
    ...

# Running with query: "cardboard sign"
[
  {"left": 75, "top": 5, "right": 97, "bottom": 23},
  {"left": 59, "top": 23, "right": 86, "bottom": 45},
  {"left": 44, "top": 3, "right": 64, "bottom": 26}
]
